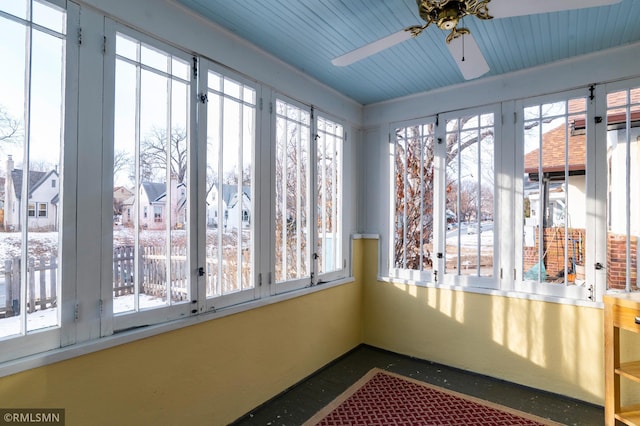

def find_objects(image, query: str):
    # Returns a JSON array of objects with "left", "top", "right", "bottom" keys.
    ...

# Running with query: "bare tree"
[
  {"left": 113, "top": 149, "right": 132, "bottom": 181},
  {"left": 28, "top": 160, "right": 56, "bottom": 172},
  {"left": 394, "top": 118, "right": 495, "bottom": 270},
  {"left": 140, "top": 126, "right": 187, "bottom": 183},
  {"left": 274, "top": 122, "right": 309, "bottom": 280},
  {"left": 0, "top": 106, "right": 21, "bottom": 148}
]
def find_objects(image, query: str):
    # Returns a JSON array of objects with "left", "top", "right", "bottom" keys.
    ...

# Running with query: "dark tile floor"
[{"left": 231, "top": 344, "right": 603, "bottom": 426}]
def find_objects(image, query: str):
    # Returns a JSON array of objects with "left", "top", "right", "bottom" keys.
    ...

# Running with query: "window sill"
[
  {"left": 0, "top": 276, "right": 355, "bottom": 378},
  {"left": 378, "top": 275, "right": 603, "bottom": 309}
]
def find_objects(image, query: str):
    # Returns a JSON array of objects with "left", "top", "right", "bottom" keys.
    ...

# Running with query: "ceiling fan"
[{"left": 332, "top": 0, "right": 622, "bottom": 80}]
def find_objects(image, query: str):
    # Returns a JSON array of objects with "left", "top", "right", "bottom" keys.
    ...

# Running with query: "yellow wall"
[
  {"left": 0, "top": 271, "right": 363, "bottom": 425},
  {"left": 360, "top": 238, "right": 605, "bottom": 405},
  {"left": 0, "top": 238, "right": 627, "bottom": 423}
]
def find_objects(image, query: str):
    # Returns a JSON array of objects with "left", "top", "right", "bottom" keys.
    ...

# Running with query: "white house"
[
  {"left": 3, "top": 155, "right": 59, "bottom": 232},
  {"left": 121, "top": 176, "right": 187, "bottom": 230},
  {"left": 207, "top": 183, "right": 251, "bottom": 230}
]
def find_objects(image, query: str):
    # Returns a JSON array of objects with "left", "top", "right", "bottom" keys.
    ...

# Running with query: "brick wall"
[
  {"left": 607, "top": 233, "right": 638, "bottom": 290},
  {"left": 523, "top": 227, "right": 586, "bottom": 282}
]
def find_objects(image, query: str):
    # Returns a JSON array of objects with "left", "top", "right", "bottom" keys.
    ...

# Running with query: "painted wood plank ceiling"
[{"left": 174, "top": 0, "right": 640, "bottom": 105}]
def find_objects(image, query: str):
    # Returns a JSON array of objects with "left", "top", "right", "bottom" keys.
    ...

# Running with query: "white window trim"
[
  {"left": 102, "top": 20, "right": 197, "bottom": 334},
  {"left": 513, "top": 88, "right": 599, "bottom": 302},
  {"left": 387, "top": 116, "right": 437, "bottom": 284},
  {"left": 437, "top": 104, "right": 501, "bottom": 290},
  {"left": 196, "top": 58, "right": 260, "bottom": 312},
  {"left": 313, "top": 109, "right": 349, "bottom": 284},
  {"left": 0, "top": 0, "right": 79, "bottom": 364}
]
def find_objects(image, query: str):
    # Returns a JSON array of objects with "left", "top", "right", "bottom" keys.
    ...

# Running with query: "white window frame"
[
  {"left": 0, "top": 0, "right": 77, "bottom": 364},
  {"left": 271, "top": 96, "right": 349, "bottom": 294},
  {"left": 387, "top": 105, "right": 501, "bottom": 290},
  {"left": 272, "top": 94, "right": 313, "bottom": 294},
  {"left": 313, "top": 111, "right": 347, "bottom": 284},
  {"left": 514, "top": 88, "right": 599, "bottom": 301},
  {"left": 602, "top": 77, "right": 640, "bottom": 295},
  {"left": 102, "top": 20, "right": 197, "bottom": 333},
  {"left": 196, "top": 58, "right": 260, "bottom": 311},
  {"left": 437, "top": 104, "right": 501, "bottom": 290},
  {"left": 388, "top": 116, "right": 438, "bottom": 284}
]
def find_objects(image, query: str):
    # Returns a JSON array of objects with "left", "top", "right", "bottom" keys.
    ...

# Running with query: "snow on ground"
[
  {"left": 0, "top": 230, "right": 172, "bottom": 338},
  {"left": 0, "top": 231, "right": 60, "bottom": 262},
  {"left": 0, "top": 294, "right": 167, "bottom": 338}
]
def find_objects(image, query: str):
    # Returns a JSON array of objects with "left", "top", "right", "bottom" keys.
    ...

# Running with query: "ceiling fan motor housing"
[{"left": 416, "top": 0, "right": 493, "bottom": 31}]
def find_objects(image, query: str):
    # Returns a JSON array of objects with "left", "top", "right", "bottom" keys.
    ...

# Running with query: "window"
[
  {"left": 316, "top": 116, "right": 343, "bottom": 277},
  {"left": 606, "top": 84, "right": 640, "bottom": 292},
  {"left": 274, "top": 100, "right": 347, "bottom": 291},
  {"left": 0, "top": 0, "right": 69, "bottom": 361},
  {"left": 516, "top": 92, "right": 593, "bottom": 300},
  {"left": 390, "top": 109, "right": 497, "bottom": 288},
  {"left": 392, "top": 121, "right": 436, "bottom": 280},
  {"left": 275, "top": 98, "right": 311, "bottom": 288},
  {"left": 444, "top": 112, "right": 495, "bottom": 283},
  {"left": 200, "top": 60, "right": 256, "bottom": 307},
  {"left": 0, "top": 1, "right": 351, "bottom": 367},
  {"left": 111, "top": 28, "right": 193, "bottom": 327}
]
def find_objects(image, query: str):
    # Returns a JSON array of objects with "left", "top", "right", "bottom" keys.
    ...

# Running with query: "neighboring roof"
[
  {"left": 141, "top": 182, "right": 166, "bottom": 202},
  {"left": 524, "top": 124, "right": 586, "bottom": 175},
  {"left": 525, "top": 91, "right": 640, "bottom": 175},
  {"left": 221, "top": 184, "right": 250, "bottom": 207},
  {"left": 10, "top": 169, "right": 59, "bottom": 200}
]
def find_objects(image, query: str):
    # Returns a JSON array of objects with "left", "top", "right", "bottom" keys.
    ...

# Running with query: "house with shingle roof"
[
  {"left": 207, "top": 183, "right": 251, "bottom": 229},
  {"left": 3, "top": 155, "right": 59, "bottom": 231},
  {"left": 120, "top": 176, "right": 187, "bottom": 230},
  {"left": 524, "top": 122, "right": 586, "bottom": 229}
]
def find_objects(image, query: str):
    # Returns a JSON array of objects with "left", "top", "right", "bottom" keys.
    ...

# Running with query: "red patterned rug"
[{"left": 303, "top": 368, "right": 563, "bottom": 426}]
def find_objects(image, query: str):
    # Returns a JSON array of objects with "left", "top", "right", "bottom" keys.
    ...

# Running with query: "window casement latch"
[{"left": 198, "top": 93, "right": 208, "bottom": 104}]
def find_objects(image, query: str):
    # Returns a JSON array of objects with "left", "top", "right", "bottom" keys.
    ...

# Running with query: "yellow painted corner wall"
[
  {"left": 0, "top": 278, "right": 362, "bottom": 426},
  {"left": 359, "top": 238, "right": 605, "bottom": 405}
]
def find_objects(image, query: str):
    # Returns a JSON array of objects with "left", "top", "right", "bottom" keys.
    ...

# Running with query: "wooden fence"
[
  {"left": 2, "top": 256, "right": 57, "bottom": 317},
  {"left": 112, "top": 246, "right": 189, "bottom": 302},
  {"left": 2, "top": 245, "right": 250, "bottom": 317}
]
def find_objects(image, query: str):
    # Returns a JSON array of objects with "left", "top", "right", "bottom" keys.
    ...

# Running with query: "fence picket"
[{"left": 1, "top": 255, "right": 59, "bottom": 316}]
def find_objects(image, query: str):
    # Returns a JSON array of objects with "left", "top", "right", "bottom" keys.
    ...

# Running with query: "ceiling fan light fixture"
[
  {"left": 436, "top": 4, "right": 461, "bottom": 30},
  {"left": 414, "top": 0, "right": 493, "bottom": 41}
]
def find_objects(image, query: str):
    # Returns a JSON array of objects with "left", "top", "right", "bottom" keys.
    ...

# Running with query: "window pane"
[
  {"left": 522, "top": 99, "right": 588, "bottom": 288},
  {"left": 607, "top": 86, "right": 640, "bottom": 291},
  {"left": 0, "top": 0, "right": 27, "bottom": 19},
  {"left": 393, "top": 123, "right": 435, "bottom": 271},
  {"left": 316, "top": 116, "right": 343, "bottom": 274},
  {"left": 141, "top": 44, "right": 169, "bottom": 73},
  {"left": 445, "top": 114, "right": 494, "bottom": 277},
  {"left": 32, "top": 0, "right": 65, "bottom": 34},
  {"left": 0, "top": 1, "right": 65, "bottom": 338},
  {"left": 275, "top": 99, "right": 310, "bottom": 282},
  {"left": 116, "top": 33, "right": 138, "bottom": 61},
  {"left": 171, "top": 57, "right": 189, "bottom": 82},
  {"left": 112, "top": 32, "right": 190, "bottom": 314},
  {"left": 204, "top": 71, "right": 255, "bottom": 298}
]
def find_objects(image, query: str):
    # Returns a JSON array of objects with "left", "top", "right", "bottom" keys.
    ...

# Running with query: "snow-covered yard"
[{"left": 0, "top": 230, "right": 175, "bottom": 338}]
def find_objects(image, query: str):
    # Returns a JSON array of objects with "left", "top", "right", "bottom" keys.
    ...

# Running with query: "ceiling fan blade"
[
  {"left": 490, "top": 0, "right": 622, "bottom": 19},
  {"left": 447, "top": 33, "right": 490, "bottom": 80},
  {"left": 332, "top": 30, "right": 413, "bottom": 66}
]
